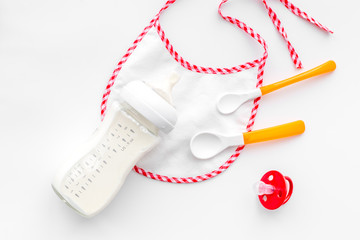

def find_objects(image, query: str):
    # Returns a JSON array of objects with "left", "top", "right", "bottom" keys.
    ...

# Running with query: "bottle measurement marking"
[{"left": 65, "top": 119, "right": 137, "bottom": 199}]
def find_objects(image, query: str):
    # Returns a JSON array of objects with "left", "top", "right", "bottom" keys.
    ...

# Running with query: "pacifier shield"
[{"left": 258, "top": 170, "right": 293, "bottom": 210}]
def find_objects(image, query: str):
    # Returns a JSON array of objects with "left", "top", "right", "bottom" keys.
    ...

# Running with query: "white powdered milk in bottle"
[{"left": 53, "top": 102, "right": 160, "bottom": 216}]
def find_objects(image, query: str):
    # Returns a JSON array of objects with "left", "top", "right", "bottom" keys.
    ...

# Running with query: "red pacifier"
[{"left": 254, "top": 170, "right": 293, "bottom": 210}]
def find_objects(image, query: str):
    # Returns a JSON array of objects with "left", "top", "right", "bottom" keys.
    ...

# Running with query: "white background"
[{"left": 0, "top": 0, "right": 359, "bottom": 239}]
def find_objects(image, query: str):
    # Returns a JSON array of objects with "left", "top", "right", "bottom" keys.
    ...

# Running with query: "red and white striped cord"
[
  {"left": 153, "top": 0, "right": 268, "bottom": 74},
  {"left": 261, "top": 0, "right": 333, "bottom": 69}
]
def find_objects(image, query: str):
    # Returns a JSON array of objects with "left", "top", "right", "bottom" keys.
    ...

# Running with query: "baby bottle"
[{"left": 52, "top": 74, "right": 179, "bottom": 217}]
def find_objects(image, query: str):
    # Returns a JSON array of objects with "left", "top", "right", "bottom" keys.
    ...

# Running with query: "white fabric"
[{"left": 107, "top": 27, "right": 258, "bottom": 177}]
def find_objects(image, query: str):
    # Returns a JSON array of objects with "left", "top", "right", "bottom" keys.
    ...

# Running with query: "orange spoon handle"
[
  {"left": 260, "top": 60, "right": 336, "bottom": 96},
  {"left": 243, "top": 120, "right": 305, "bottom": 145}
]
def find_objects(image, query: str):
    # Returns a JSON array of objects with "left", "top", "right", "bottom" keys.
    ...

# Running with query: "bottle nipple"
[{"left": 147, "top": 72, "right": 180, "bottom": 105}]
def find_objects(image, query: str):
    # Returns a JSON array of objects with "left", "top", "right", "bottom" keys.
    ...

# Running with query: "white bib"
[{"left": 107, "top": 27, "right": 259, "bottom": 178}]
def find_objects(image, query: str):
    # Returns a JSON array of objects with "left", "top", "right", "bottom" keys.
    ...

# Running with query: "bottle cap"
[{"left": 121, "top": 74, "right": 179, "bottom": 133}]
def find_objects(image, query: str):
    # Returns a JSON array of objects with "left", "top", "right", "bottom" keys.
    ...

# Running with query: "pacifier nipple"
[
  {"left": 147, "top": 72, "right": 180, "bottom": 105},
  {"left": 254, "top": 181, "right": 275, "bottom": 195},
  {"left": 256, "top": 170, "right": 293, "bottom": 210}
]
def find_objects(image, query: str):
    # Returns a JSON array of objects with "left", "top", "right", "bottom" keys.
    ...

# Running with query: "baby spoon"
[
  {"left": 217, "top": 60, "right": 336, "bottom": 114},
  {"left": 190, "top": 120, "right": 305, "bottom": 159}
]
